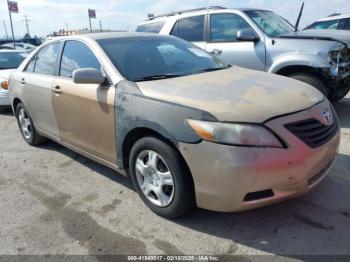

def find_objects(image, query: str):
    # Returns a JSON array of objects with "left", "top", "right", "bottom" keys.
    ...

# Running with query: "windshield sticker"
[{"left": 188, "top": 48, "right": 212, "bottom": 58}]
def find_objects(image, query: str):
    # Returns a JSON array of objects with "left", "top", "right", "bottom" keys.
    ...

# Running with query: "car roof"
[
  {"left": 316, "top": 13, "right": 350, "bottom": 22},
  {"left": 139, "top": 7, "right": 271, "bottom": 24},
  {"left": 48, "top": 32, "right": 169, "bottom": 42}
]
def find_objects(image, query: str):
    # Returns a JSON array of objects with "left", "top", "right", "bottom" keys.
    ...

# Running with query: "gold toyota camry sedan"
[{"left": 9, "top": 33, "right": 340, "bottom": 218}]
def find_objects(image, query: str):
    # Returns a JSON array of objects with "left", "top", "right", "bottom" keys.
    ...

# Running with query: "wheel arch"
[
  {"left": 121, "top": 127, "right": 187, "bottom": 172},
  {"left": 269, "top": 54, "right": 331, "bottom": 75},
  {"left": 275, "top": 65, "right": 318, "bottom": 76},
  {"left": 12, "top": 97, "right": 22, "bottom": 113}
]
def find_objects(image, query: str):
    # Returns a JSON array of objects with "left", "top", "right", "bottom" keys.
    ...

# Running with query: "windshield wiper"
[
  {"left": 195, "top": 65, "right": 231, "bottom": 74},
  {"left": 133, "top": 73, "right": 186, "bottom": 82}
]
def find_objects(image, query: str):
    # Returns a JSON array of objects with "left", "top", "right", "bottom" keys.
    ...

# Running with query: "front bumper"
[
  {"left": 0, "top": 89, "right": 10, "bottom": 107},
  {"left": 179, "top": 100, "right": 340, "bottom": 212}
]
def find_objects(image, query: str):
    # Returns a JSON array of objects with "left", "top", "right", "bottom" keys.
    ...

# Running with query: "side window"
[
  {"left": 210, "top": 13, "right": 251, "bottom": 42},
  {"left": 34, "top": 42, "right": 60, "bottom": 75},
  {"left": 136, "top": 21, "right": 165, "bottom": 33},
  {"left": 25, "top": 56, "right": 36, "bottom": 72},
  {"left": 344, "top": 18, "right": 350, "bottom": 30},
  {"left": 60, "top": 41, "right": 101, "bottom": 78},
  {"left": 171, "top": 15, "right": 205, "bottom": 42},
  {"left": 337, "top": 19, "right": 346, "bottom": 29}
]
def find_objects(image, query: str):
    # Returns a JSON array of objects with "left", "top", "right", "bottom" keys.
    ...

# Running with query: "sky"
[{"left": 0, "top": 0, "right": 350, "bottom": 38}]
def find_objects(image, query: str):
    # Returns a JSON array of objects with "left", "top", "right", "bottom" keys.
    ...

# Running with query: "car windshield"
[
  {"left": 305, "top": 20, "right": 339, "bottom": 30},
  {"left": 245, "top": 10, "right": 295, "bottom": 37},
  {"left": 0, "top": 52, "right": 27, "bottom": 70},
  {"left": 97, "top": 36, "right": 228, "bottom": 82}
]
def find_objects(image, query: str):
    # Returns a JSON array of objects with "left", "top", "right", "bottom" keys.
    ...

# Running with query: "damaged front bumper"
[
  {"left": 178, "top": 100, "right": 340, "bottom": 212},
  {"left": 328, "top": 45, "right": 350, "bottom": 84},
  {"left": 329, "top": 62, "right": 350, "bottom": 80}
]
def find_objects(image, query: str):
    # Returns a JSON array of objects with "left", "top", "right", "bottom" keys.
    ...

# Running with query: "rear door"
[
  {"left": 205, "top": 13, "right": 266, "bottom": 71},
  {"left": 170, "top": 15, "right": 207, "bottom": 50},
  {"left": 20, "top": 41, "right": 62, "bottom": 138},
  {"left": 52, "top": 40, "right": 117, "bottom": 164}
]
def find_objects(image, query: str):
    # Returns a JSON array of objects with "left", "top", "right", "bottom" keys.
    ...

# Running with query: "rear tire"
[
  {"left": 15, "top": 102, "right": 47, "bottom": 146},
  {"left": 289, "top": 73, "right": 329, "bottom": 97},
  {"left": 129, "top": 137, "right": 195, "bottom": 219}
]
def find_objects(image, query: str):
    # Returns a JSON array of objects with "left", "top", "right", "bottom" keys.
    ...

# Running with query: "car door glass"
[
  {"left": 34, "top": 42, "right": 60, "bottom": 75},
  {"left": 344, "top": 18, "right": 350, "bottom": 30},
  {"left": 210, "top": 13, "right": 251, "bottom": 42},
  {"left": 60, "top": 40, "right": 101, "bottom": 78},
  {"left": 337, "top": 19, "right": 346, "bottom": 30},
  {"left": 171, "top": 15, "right": 205, "bottom": 42},
  {"left": 25, "top": 56, "right": 36, "bottom": 72}
]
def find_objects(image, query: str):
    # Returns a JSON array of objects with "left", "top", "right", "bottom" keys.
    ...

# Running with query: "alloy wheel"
[
  {"left": 18, "top": 108, "right": 32, "bottom": 140},
  {"left": 135, "top": 150, "right": 175, "bottom": 207}
]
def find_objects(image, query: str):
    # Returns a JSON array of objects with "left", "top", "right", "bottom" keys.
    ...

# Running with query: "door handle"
[
  {"left": 52, "top": 86, "right": 62, "bottom": 94},
  {"left": 210, "top": 49, "right": 222, "bottom": 55},
  {"left": 20, "top": 78, "right": 26, "bottom": 85}
]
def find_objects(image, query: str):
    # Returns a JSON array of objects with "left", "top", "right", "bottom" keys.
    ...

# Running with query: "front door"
[
  {"left": 52, "top": 40, "right": 117, "bottom": 164},
  {"left": 205, "top": 13, "right": 266, "bottom": 71}
]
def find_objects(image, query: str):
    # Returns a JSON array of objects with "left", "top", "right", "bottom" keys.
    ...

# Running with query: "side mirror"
[
  {"left": 72, "top": 68, "right": 106, "bottom": 84},
  {"left": 237, "top": 29, "right": 260, "bottom": 42}
]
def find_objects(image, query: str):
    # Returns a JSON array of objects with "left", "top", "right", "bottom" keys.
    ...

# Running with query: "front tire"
[
  {"left": 129, "top": 137, "right": 195, "bottom": 218},
  {"left": 289, "top": 73, "right": 329, "bottom": 97},
  {"left": 328, "top": 85, "right": 350, "bottom": 102},
  {"left": 15, "top": 102, "right": 46, "bottom": 146}
]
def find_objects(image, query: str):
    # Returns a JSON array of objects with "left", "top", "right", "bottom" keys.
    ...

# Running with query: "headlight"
[
  {"left": 329, "top": 46, "right": 350, "bottom": 64},
  {"left": 187, "top": 119, "right": 284, "bottom": 148}
]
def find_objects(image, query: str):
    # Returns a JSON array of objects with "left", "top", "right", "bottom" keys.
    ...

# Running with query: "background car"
[
  {"left": 0, "top": 43, "right": 35, "bottom": 52},
  {"left": 305, "top": 12, "right": 350, "bottom": 30},
  {"left": 0, "top": 50, "right": 28, "bottom": 112},
  {"left": 9, "top": 33, "right": 340, "bottom": 218},
  {"left": 137, "top": 6, "right": 350, "bottom": 102}
]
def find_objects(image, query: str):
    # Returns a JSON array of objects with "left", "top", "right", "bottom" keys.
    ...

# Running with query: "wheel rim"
[
  {"left": 135, "top": 150, "right": 175, "bottom": 207},
  {"left": 18, "top": 108, "right": 32, "bottom": 139}
]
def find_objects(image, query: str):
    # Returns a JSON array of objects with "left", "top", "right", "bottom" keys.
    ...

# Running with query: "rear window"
[
  {"left": 136, "top": 21, "right": 165, "bottom": 33},
  {"left": 171, "top": 15, "right": 205, "bottom": 42},
  {"left": 0, "top": 52, "right": 27, "bottom": 70}
]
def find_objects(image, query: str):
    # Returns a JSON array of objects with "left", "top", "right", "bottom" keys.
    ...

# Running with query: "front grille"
[{"left": 285, "top": 119, "right": 338, "bottom": 149}]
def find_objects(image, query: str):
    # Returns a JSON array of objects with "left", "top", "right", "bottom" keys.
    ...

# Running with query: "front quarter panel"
[
  {"left": 115, "top": 80, "right": 217, "bottom": 168},
  {"left": 266, "top": 38, "right": 340, "bottom": 73}
]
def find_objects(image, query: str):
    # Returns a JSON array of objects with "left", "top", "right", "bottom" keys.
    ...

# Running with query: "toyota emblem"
[{"left": 321, "top": 109, "right": 333, "bottom": 125}]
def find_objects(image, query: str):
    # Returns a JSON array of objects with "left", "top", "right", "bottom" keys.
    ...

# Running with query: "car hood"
[
  {"left": 282, "top": 29, "right": 350, "bottom": 46},
  {"left": 0, "top": 69, "right": 15, "bottom": 80},
  {"left": 137, "top": 67, "right": 324, "bottom": 123}
]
